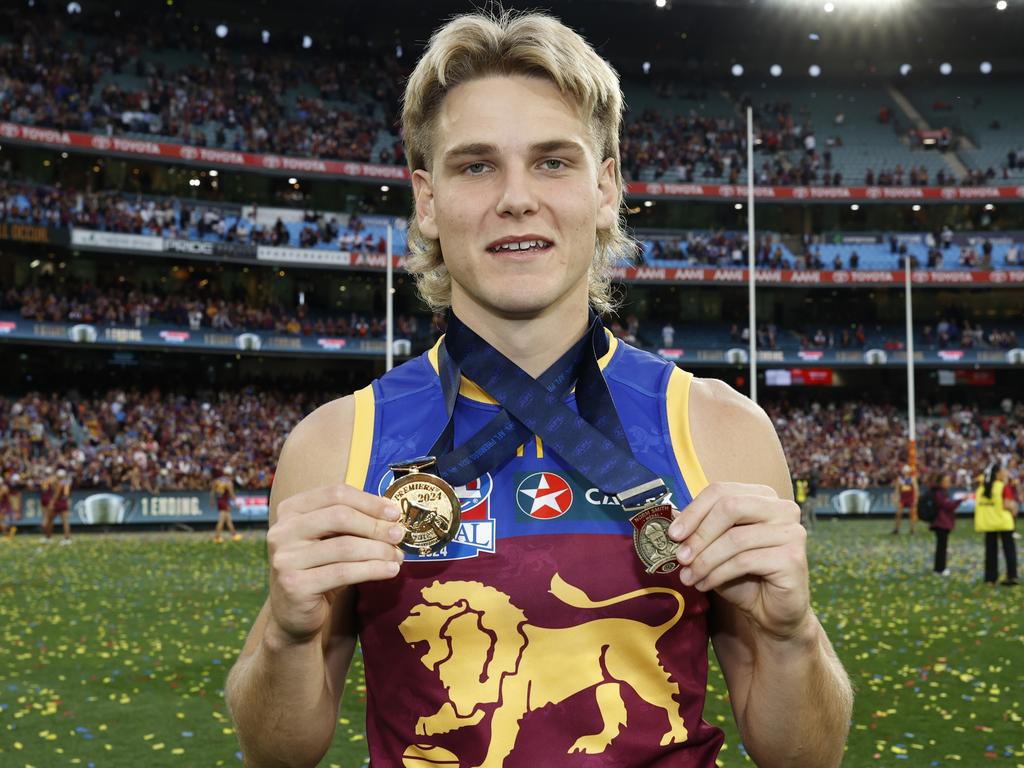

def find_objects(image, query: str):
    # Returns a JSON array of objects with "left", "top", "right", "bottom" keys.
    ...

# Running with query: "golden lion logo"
[{"left": 398, "top": 574, "right": 688, "bottom": 767}]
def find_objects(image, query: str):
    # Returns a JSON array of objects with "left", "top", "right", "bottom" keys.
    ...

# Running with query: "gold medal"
[
  {"left": 629, "top": 500, "right": 680, "bottom": 574},
  {"left": 384, "top": 457, "right": 461, "bottom": 556}
]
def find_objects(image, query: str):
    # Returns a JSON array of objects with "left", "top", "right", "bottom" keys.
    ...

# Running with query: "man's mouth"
[{"left": 486, "top": 238, "right": 554, "bottom": 254}]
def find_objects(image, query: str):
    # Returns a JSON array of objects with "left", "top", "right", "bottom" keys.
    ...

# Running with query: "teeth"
[{"left": 491, "top": 240, "right": 549, "bottom": 252}]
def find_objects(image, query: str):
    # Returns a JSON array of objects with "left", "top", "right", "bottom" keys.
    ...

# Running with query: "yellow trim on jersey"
[
  {"left": 344, "top": 385, "right": 376, "bottom": 490},
  {"left": 666, "top": 368, "right": 710, "bottom": 497},
  {"left": 427, "top": 331, "right": 619, "bottom": 405}
]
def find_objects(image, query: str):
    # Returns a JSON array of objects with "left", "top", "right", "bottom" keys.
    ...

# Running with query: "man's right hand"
[{"left": 266, "top": 483, "right": 405, "bottom": 646}]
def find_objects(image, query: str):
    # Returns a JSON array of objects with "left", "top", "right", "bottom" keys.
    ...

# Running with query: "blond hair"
[{"left": 401, "top": 8, "right": 632, "bottom": 314}]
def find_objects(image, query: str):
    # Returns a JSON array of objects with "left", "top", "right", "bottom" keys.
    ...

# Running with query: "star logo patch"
[{"left": 516, "top": 472, "right": 573, "bottom": 519}]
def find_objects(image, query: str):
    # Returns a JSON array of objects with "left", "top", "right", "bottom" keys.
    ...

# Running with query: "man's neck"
[{"left": 450, "top": 297, "right": 591, "bottom": 379}]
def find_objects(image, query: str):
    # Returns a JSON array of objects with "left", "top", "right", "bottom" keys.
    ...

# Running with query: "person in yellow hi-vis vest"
[
  {"left": 795, "top": 477, "right": 814, "bottom": 529},
  {"left": 974, "top": 462, "right": 1018, "bottom": 586}
]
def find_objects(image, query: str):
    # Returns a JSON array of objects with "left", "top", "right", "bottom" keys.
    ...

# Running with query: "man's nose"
[{"left": 496, "top": 166, "right": 540, "bottom": 218}]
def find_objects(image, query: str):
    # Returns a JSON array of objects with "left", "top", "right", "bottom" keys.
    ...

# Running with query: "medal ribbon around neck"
[{"left": 429, "top": 311, "right": 667, "bottom": 511}]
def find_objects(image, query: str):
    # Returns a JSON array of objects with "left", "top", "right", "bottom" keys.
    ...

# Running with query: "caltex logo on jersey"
[{"left": 516, "top": 472, "right": 573, "bottom": 519}]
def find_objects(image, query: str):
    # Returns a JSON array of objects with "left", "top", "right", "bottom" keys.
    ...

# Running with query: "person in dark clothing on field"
[{"left": 930, "top": 472, "right": 960, "bottom": 575}]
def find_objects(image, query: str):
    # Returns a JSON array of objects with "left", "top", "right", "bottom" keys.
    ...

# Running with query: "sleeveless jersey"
[
  {"left": 349, "top": 336, "right": 724, "bottom": 767},
  {"left": 897, "top": 476, "right": 915, "bottom": 507},
  {"left": 215, "top": 478, "right": 233, "bottom": 511},
  {"left": 54, "top": 479, "right": 71, "bottom": 511}
]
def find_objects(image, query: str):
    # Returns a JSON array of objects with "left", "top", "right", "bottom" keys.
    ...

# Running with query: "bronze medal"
[
  {"left": 384, "top": 457, "right": 461, "bottom": 556},
  {"left": 629, "top": 501, "right": 680, "bottom": 574}
]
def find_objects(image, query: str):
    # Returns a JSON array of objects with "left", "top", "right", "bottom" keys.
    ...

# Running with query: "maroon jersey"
[{"left": 350, "top": 341, "right": 724, "bottom": 767}]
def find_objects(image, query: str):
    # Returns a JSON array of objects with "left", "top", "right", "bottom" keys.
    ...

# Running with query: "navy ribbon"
[{"left": 426, "top": 312, "right": 666, "bottom": 510}]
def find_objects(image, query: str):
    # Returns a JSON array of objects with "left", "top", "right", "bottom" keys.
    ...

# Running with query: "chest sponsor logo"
[
  {"left": 516, "top": 472, "right": 573, "bottom": 519},
  {"left": 376, "top": 470, "right": 495, "bottom": 560}
]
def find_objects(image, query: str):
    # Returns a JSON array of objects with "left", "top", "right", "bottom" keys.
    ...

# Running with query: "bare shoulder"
[
  {"left": 687, "top": 376, "right": 792, "bottom": 498},
  {"left": 270, "top": 395, "right": 356, "bottom": 523}
]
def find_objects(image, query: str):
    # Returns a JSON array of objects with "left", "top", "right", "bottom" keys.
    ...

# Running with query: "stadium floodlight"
[
  {"left": 731, "top": 64, "right": 744, "bottom": 77},
  {"left": 655, "top": 0, "right": 667, "bottom": 7},
  {"left": 302, "top": 34, "right": 313, "bottom": 49},
  {"left": 939, "top": 62, "right": 952, "bottom": 75},
  {"left": 261, "top": 29, "right": 270, "bottom": 44},
  {"left": 809, "top": 64, "right": 822, "bottom": 77},
  {"left": 770, "top": 64, "right": 783, "bottom": 77},
  {"left": 996, "top": 0, "right": 1007, "bottom": 9},
  {"left": 824, "top": 2, "right": 835, "bottom": 12},
  {"left": 912, "top": 204, "right": 921, "bottom": 211},
  {"left": 734, "top": 203, "right": 744, "bottom": 210},
  {"left": 642, "top": 61, "right": 651, "bottom": 74},
  {"left": 288, "top": 177, "right": 298, "bottom": 185},
  {"left": 808, "top": 32, "right": 820, "bottom": 41},
  {"left": 850, "top": 204, "right": 860, "bottom": 211},
  {"left": 980, "top": 61, "right": 993, "bottom": 74},
  {"left": 985, "top": 203, "right": 995, "bottom": 211},
  {"left": 215, "top": 24, "right": 228, "bottom": 39},
  {"left": 67, "top": 1, "right": 82, "bottom": 13},
  {"left": 643, "top": 200, "right": 654, "bottom": 207},
  {"left": 900, "top": 63, "right": 912, "bottom": 76},
  {"left": 209, "top": 169, "right": 218, "bottom": 177},
  {"left": 380, "top": 185, "right": 390, "bottom": 192},
  {"left": 189, "top": 178, "right": 200, "bottom": 187}
]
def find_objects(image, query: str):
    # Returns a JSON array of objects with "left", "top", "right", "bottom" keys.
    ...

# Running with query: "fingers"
[
  {"left": 286, "top": 559, "right": 404, "bottom": 601},
  {"left": 695, "top": 545, "right": 804, "bottom": 593},
  {"left": 678, "top": 521, "right": 798, "bottom": 588},
  {"left": 668, "top": 482, "right": 790, "bottom": 554},
  {"left": 284, "top": 503, "right": 406, "bottom": 546},
  {"left": 667, "top": 482, "right": 803, "bottom": 592},
  {"left": 276, "top": 530, "right": 405, "bottom": 572},
  {"left": 276, "top": 482, "right": 400, "bottom": 525}
]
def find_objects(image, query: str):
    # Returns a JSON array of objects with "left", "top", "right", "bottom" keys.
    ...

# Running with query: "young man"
[
  {"left": 892, "top": 463, "right": 918, "bottom": 535},
  {"left": 226, "top": 10, "right": 852, "bottom": 767},
  {"left": 42, "top": 468, "right": 73, "bottom": 545},
  {"left": 212, "top": 466, "right": 241, "bottom": 543},
  {"left": 0, "top": 472, "right": 19, "bottom": 540}
]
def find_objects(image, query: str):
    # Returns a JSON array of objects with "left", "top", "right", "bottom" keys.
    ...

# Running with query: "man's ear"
[
  {"left": 595, "top": 157, "right": 618, "bottom": 231},
  {"left": 412, "top": 169, "right": 439, "bottom": 240}
]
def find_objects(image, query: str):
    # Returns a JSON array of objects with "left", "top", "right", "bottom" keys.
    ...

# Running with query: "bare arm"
[
  {"left": 224, "top": 396, "right": 404, "bottom": 767},
  {"left": 679, "top": 378, "right": 853, "bottom": 768}
]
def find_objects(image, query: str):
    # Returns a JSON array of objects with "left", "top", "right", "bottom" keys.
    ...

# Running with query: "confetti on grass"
[{"left": 0, "top": 523, "right": 1021, "bottom": 766}]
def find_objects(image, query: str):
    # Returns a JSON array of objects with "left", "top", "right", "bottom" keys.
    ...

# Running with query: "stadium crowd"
[
  {"left": 2, "top": 17, "right": 1013, "bottom": 185},
  {"left": 0, "top": 18, "right": 406, "bottom": 164},
  {"left": 768, "top": 399, "right": 1024, "bottom": 492},
  {"left": 2, "top": 389, "right": 1021, "bottom": 497},
  {"left": 0, "top": 182, "right": 395, "bottom": 253},
  {"left": 3, "top": 279, "right": 421, "bottom": 340},
  {"left": 0, "top": 388, "right": 317, "bottom": 493}
]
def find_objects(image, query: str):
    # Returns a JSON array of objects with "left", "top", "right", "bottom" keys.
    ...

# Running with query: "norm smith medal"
[
  {"left": 630, "top": 502, "right": 681, "bottom": 575},
  {"left": 384, "top": 457, "right": 461, "bottom": 556}
]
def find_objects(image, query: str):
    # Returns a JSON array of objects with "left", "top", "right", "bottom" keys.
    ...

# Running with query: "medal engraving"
[
  {"left": 384, "top": 467, "right": 461, "bottom": 556},
  {"left": 629, "top": 503, "right": 680, "bottom": 574}
]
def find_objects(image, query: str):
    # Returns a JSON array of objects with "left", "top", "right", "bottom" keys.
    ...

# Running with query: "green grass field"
[{"left": 1, "top": 521, "right": 1021, "bottom": 767}]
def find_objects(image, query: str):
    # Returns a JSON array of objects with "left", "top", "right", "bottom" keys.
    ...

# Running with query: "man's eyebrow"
[{"left": 441, "top": 139, "right": 588, "bottom": 163}]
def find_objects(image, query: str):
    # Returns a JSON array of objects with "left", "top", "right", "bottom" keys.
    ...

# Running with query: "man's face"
[
  {"left": 644, "top": 523, "right": 672, "bottom": 554},
  {"left": 413, "top": 75, "right": 617, "bottom": 319}
]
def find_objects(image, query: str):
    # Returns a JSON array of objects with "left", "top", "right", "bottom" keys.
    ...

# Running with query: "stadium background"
[{"left": 1, "top": 0, "right": 1022, "bottom": 765}]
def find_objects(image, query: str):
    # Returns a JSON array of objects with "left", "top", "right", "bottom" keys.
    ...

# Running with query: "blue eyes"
[{"left": 463, "top": 160, "right": 566, "bottom": 175}]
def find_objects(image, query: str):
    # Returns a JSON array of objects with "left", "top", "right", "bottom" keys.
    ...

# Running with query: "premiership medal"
[
  {"left": 383, "top": 457, "right": 461, "bottom": 556},
  {"left": 628, "top": 494, "right": 680, "bottom": 575}
]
